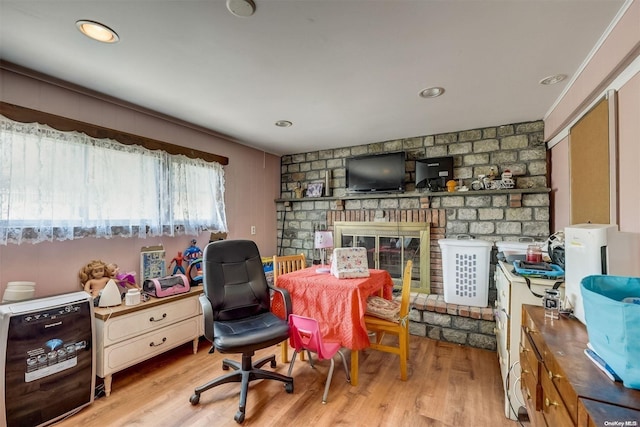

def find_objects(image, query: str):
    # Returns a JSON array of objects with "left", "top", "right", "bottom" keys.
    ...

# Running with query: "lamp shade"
[{"left": 314, "top": 231, "right": 333, "bottom": 249}]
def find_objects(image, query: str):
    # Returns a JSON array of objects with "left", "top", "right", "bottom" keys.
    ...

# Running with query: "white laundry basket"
[{"left": 438, "top": 237, "right": 492, "bottom": 307}]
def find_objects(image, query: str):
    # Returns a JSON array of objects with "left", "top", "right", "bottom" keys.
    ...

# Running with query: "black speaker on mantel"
[{"left": 0, "top": 292, "right": 95, "bottom": 427}]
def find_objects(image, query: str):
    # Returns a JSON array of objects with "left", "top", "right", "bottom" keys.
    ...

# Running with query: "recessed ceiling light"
[
  {"left": 539, "top": 74, "right": 567, "bottom": 85},
  {"left": 76, "top": 20, "right": 119, "bottom": 43},
  {"left": 419, "top": 87, "right": 445, "bottom": 98},
  {"left": 226, "top": 0, "right": 256, "bottom": 17},
  {"left": 275, "top": 120, "right": 292, "bottom": 128}
]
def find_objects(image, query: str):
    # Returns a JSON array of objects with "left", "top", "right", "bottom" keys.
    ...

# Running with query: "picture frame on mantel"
[{"left": 306, "top": 181, "right": 324, "bottom": 198}]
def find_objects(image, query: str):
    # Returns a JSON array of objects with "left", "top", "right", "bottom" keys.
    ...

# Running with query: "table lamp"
[{"left": 314, "top": 230, "right": 333, "bottom": 273}]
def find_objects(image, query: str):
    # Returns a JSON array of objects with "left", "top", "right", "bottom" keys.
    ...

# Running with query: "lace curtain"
[{"left": 0, "top": 114, "right": 227, "bottom": 245}]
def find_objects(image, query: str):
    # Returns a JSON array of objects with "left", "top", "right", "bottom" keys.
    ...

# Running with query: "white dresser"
[
  {"left": 494, "top": 262, "right": 564, "bottom": 420},
  {"left": 94, "top": 286, "right": 203, "bottom": 396}
]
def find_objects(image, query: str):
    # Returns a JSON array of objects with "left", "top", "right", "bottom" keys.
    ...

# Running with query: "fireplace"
[{"left": 333, "top": 221, "right": 430, "bottom": 292}]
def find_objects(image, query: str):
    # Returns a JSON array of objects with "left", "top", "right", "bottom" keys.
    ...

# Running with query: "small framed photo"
[{"left": 306, "top": 181, "right": 324, "bottom": 197}]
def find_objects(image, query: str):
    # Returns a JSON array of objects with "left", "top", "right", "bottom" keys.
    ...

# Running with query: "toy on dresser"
[{"left": 78, "top": 259, "right": 139, "bottom": 306}]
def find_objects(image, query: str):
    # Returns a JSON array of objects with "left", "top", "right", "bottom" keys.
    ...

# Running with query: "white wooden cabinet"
[
  {"left": 94, "top": 287, "right": 203, "bottom": 396},
  {"left": 494, "top": 262, "right": 564, "bottom": 420}
]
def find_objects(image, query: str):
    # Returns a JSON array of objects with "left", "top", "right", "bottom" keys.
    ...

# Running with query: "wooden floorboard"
[{"left": 53, "top": 336, "right": 526, "bottom": 427}]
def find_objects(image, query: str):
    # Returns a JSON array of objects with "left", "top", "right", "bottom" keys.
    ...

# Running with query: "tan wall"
[
  {"left": 617, "top": 71, "right": 640, "bottom": 232},
  {"left": 0, "top": 68, "right": 281, "bottom": 298},
  {"left": 545, "top": 0, "right": 640, "bottom": 140},
  {"left": 546, "top": 0, "right": 640, "bottom": 233}
]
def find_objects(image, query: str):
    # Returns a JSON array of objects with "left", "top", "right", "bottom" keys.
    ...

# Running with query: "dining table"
[{"left": 271, "top": 266, "right": 394, "bottom": 386}]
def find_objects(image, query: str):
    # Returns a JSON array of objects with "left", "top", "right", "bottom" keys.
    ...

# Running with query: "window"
[{"left": 0, "top": 114, "right": 227, "bottom": 245}]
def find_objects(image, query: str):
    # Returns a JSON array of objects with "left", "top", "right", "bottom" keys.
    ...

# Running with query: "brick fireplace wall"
[{"left": 275, "top": 119, "right": 550, "bottom": 350}]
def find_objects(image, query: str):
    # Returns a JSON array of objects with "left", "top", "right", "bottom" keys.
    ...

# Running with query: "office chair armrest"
[
  {"left": 269, "top": 284, "right": 292, "bottom": 319},
  {"left": 199, "top": 294, "right": 214, "bottom": 342}
]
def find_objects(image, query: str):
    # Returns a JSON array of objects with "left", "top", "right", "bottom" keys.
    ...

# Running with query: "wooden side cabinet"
[
  {"left": 521, "top": 304, "right": 640, "bottom": 426},
  {"left": 94, "top": 287, "right": 204, "bottom": 396}
]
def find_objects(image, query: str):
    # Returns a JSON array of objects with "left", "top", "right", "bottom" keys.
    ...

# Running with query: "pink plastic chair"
[{"left": 287, "top": 314, "right": 350, "bottom": 403}]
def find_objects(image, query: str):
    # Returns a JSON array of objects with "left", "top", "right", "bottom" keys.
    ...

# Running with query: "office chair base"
[{"left": 190, "top": 353, "right": 294, "bottom": 424}]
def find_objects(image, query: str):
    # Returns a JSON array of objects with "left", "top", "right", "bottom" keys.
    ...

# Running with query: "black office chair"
[{"left": 189, "top": 240, "right": 294, "bottom": 423}]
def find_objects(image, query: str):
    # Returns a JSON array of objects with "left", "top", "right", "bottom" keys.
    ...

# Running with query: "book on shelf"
[{"left": 584, "top": 343, "right": 621, "bottom": 382}]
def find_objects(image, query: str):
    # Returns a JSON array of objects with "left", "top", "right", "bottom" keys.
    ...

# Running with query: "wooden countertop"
[
  {"left": 524, "top": 304, "right": 640, "bottom": 412},
  {"left": 93, "top": 286, "right": 203, "bottom": 320}
]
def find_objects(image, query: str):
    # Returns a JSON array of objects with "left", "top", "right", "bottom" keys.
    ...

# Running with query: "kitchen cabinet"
[
  {"left": 494, "top": 261, "right": 564, "bottom": 420},
  {"left": 93, "top": 287, "right": 203, "bottom": 396}
]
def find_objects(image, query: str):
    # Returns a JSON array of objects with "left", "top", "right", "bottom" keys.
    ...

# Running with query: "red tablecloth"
[{"left": 271, "top": 267, "right": 393, "bottom": 351}]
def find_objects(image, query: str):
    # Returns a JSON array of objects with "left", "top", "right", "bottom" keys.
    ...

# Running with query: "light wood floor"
[{"left": 54, "top": 336, "right": 526, "bottom": 427}]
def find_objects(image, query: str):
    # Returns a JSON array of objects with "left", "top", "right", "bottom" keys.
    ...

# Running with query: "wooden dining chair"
[
  {"left": 272, "top": 253, "right": 307, "bottom": 363},
  {"left": 364, "top": 260, "right": 413, "bottom": 380},
  {"left": 272, "top": 253, "right": 306, "bottom": 285}
]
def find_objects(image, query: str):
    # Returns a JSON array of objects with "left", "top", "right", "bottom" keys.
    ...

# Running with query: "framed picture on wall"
[{"left": 306, "top": 181, "right": 324, "bottom": 197}]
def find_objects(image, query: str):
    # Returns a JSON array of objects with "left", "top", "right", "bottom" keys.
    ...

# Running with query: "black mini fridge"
[{"left": 0, "top": 291, "right": 95, "bottom": 426}]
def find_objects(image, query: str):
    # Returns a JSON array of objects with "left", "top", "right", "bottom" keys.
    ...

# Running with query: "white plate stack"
[{"left": 2, "top": 281, "right": 36, "bottom": 303}]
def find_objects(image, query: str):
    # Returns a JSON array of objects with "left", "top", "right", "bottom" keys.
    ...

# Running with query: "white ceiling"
[{"left": 0, "top": 0, "right": 626, "bottom": 156}]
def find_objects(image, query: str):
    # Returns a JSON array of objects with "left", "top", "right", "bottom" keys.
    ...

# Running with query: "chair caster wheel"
[
  {"left": 234, "top": 411, "right": 245, "bottom": 423},
  {"left": 222, "top": 364, "right": 230, "bottom": 371},
  {"left": 270, "top": 359, "right": 277, "bottom": 368},
  {"left": 285, "top": 382, "right": 294, "bottom": 393},
  {"left": 189, "top": 394, "right": 200, "bottom": 405}
]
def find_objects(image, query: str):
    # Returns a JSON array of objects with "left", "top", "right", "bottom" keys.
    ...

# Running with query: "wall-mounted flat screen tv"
[
  {"left": 346, "top": 152, "right": 405, "bottom": 193},
  {"left": 416, "top": 156, "right": 454, "bottom": 191}
]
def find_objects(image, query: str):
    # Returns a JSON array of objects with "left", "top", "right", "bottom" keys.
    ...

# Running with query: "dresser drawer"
[
  {"left": 100, "top": 297, "right": 200, "bottom": 346},
  {"left": 497, "top": 333, "right": 509, "bottom": 385},
  {"left": 98, "top": 316, "right": 200, "bottom": 376},
  {"left": 494, "top": 310, "right": 508, "bottom": 358},
  {"left": 521, "top": 366, "right": 540, "bottom": 413},
  {"left": 543, "top": 351, "right": 578, "bottom": 423},
  {"left": 541, "top": 367, "right": 574, "bottom": 427},
  {"left": 520, "top": 330, "right": 540, "bottom": 381},
  {"left": 495, "top": 267, "right": 510, "bottom": 315},
  {"left": 578, "top": 398, "right": 640, "bottom": 427},
  {"left": 520, "top": 333, "right": 542, "bottom": 412}
]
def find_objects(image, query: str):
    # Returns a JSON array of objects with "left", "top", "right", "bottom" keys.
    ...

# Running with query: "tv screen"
[
  {"left": 416, "top": 156, "right": 454, "bottom": 191},
  {"left": 346, "top": 152, "right": 405, "bottom": 193}
]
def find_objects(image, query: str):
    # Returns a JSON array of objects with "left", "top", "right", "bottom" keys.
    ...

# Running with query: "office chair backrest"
[{"left": 203, "top": 240, "right": 271, "bottom": 322}]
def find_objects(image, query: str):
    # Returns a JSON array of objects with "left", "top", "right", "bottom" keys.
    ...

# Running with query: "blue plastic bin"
[{"left": 581, "top": 275, "right": 640, "bottom": 390}]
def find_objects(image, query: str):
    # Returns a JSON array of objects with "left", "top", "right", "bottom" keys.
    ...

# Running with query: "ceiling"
[{"left": 0, "top": 0, "right": 626, "bottom": 156}]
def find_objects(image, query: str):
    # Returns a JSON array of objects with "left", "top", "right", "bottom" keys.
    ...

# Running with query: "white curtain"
[{"left": 0, "top": 114, "right": 227, "bottom": 245}]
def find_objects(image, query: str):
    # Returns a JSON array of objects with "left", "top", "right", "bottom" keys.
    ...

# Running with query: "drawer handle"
[
  {"left": 150, "top": 313, "right": 167, "bottom": 322},
  {"left": 150, "top": 337, "right": 167, "bottom": 347},
  {"left": 522, "top": 368, "right": 530, "bottom": 374},
  {"left": 520, "top": 345, "right": 529, "bottom": 353},
  {"left": 548, "top": 370, "right": 563, "bottom": 381},
  {"left": 544, "top": 397, "right": 559, "bottom": 408}
]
